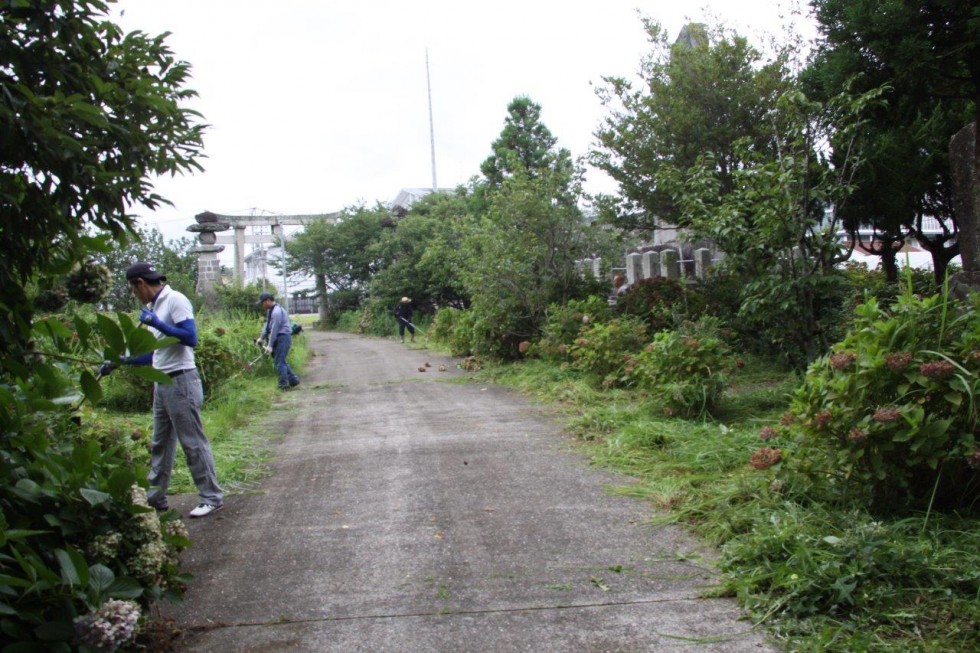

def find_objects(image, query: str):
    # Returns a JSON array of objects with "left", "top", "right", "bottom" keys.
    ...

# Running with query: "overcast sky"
[{"left": 111, "top": 0, "right": 817, "bottom": 246}]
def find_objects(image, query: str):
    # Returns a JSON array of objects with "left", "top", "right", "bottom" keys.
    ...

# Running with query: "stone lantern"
[{"left": 188, "top": 211, "right": 230, "bottom": 295}]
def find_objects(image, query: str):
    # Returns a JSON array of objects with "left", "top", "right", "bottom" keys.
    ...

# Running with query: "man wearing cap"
[
  {"left": 99, "top": 262, "right": 224, "bottom": 518},
  {"left": 393, "top": 296, "right": 415, "bottom": 343},
  {"left": 256, "top": 291, "right": 300, "bottom": 390}
]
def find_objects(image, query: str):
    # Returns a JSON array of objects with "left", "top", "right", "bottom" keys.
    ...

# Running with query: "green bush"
[
  {"left": 532, "top": 296, "right": 612, "bottom": 362},
  {"left": 697, "top": 270, "right": 766, "bottom": 352},
  {"left": 99, "top": 370, "right": 155, "bottom": 413},
  {"left": 195, "top": 332, "right": 243, "bottom": 399},
  {"left": 436, "top": 307, "right": 518, "bottom": 359},
  {"left": 778, "top": 288, "right": 980, "bottom": 512},
  {"left": 628, "top": 317, "right": 733, "bottom": 417},
  {"left": 329, "top": 290, "right": 370, "bottom": 326},
  {"left": 429, "top": 307, "right": 462, "bottom": 345},
  {"left": 98, "top": 311, "right": 262, "bottom": 409},
  {"left": 331, "top": 297, "right": 418, "bottom": 337},
  {"left": 213, "top": 282, "right": 268, "bottom": 314},
  {"left": 332, "top": 310, "right": 363, "bottom": 333},
  {"left": 615, "top": 276, "right": 706, "bottom": 333},
  {"left": 568, "top": 317, "right": 649, "bottom": 388},
  {"left": 448, "top": 309, "right": 480, "bottom": 357},
  {"left": 2, "top": 313, "right": 189, "bottom": 650}
]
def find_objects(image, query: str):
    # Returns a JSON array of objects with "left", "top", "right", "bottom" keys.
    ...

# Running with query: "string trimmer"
[{"left": 397, "top": 315, "right": 425, "bottom": 335}]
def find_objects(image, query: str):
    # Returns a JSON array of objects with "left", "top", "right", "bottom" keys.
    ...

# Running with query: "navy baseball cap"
[
  {"left": 125, "top": 262, "right": 166, "bottom": 282},
  {"left": 257, "top": 292, "right": 275, "bottom": 304}
]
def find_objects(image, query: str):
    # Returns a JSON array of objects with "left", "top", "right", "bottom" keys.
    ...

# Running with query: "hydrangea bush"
[
  {"left": 615, "top": 276, "right": 706, "bottom": 333},
  {"left": 568, "top": 316, "right": 649, "bottom": 388},
  {"left": 1, "top": 312, "right": 191, "bottom": 650},
  {"left": 626, "top": 316, "right": 733, "bottom": 417},
  {"left": 771, "top": 289, "right": 980, "bottom": 511},
  {"left": 532, "top": 297, "right": 612, "bottom": 363}
]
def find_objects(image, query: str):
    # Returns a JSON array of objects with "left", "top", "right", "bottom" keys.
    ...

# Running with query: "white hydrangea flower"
[{"left": 74, "top": 599, "right": 140, "bottom": 651}]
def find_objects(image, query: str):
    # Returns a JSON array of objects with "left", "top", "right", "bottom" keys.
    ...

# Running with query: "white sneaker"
[{"left": 189, "top": 503, "right": 223, "bottom": 518}]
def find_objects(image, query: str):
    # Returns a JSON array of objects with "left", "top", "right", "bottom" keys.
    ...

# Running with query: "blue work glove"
[
  {"left": 98, "top": 361, "right": 118, "bottom": 376},
  {"left": 139, "top": 308, "right": 163, "bottom": 329}
]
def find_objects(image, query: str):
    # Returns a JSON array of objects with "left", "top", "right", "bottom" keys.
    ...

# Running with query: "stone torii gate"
[{"left": 188, "top": 210, "right": 340, "bottom": 295}]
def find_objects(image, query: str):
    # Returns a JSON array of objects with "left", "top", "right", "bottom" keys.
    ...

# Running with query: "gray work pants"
[{"left": 147, "top": 369, "right": 223, "bottom": 508}]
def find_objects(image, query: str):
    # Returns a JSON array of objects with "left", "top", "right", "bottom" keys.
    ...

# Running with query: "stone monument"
[{"left": 949, "top": 122, "right": 979, "bottom": 299}]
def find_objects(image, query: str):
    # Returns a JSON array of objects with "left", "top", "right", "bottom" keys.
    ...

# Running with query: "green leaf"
[
  {"left": 33, "top": 619, "right": 76, "bottom": 642},
  {"left": 107, "top": 576, "right": 144, "bottom": 599},
  {"left": 126, "top": 325, "right": 162, "bottom": 357},
  {"left": 130, "top": 365, "right": 171, "bottom": 384},
  {"left": 0, "top": 574, "right": 35, "bottom": 589},
  {"left": 80, "top": 370, "right": 102, "bottom": 405},
  {"left": 37, "top": 317, "right": 71, "bottom": 340},
  {"left": 73, "top": 316, "right": 92, "bottom": 348},
  {"left": 11, "top": 479, "right": 43, "bottom": 503},
  {"left": 54, "top": 549, "right": 80, "bottom": 587},
  {"left": 79, "top": 488, "right": 112, "bottom": 507},
  {"left": 118, "top": 311, "right": 137, "bottom": 333},
  {"left": 96, "top": 313, "right": 125, "bottom": 354},
  {"left": 943, "top": 392, "right": 962, "bottom": 407},
  {"left": 71, "top": 441, "right": 96, "bottom": 477},
  {"left": 108, "top": 468, "right": 137, "bottom": 498},
  {"left": 1, "top": 529, "right": 49, "bottom": 543},
  {"left": 88, "top": 564, "right": 115, "bottom": 594}
]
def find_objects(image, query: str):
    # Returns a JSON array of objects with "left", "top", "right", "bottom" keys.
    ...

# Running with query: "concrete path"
[{"left": 164, "top": 331, "right": 775, "bottom": 652}]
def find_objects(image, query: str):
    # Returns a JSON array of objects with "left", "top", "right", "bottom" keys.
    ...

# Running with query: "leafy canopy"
[
  {"left": 0, "top": 0, "right": 205, "bottom": 367},
  {"left": 590, "top": 19, "right": 793, "bottom": 232}
]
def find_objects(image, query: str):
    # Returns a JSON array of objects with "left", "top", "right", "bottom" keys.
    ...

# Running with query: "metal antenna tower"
[{"left": 426, "top": 49, "right": 437, "bottom": 190}]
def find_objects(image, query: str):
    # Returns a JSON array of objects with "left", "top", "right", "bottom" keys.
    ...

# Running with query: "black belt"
[{"left": 167, "top": 368, "right": 193, "bottom": 378}]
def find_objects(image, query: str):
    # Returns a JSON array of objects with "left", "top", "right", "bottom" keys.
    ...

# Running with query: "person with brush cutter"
[
  {"left": 394, "top": 296, "right": 416, "bottom": 343},
  {"left": 256, "top": 291, "right": 300, "bottom": 391},
  {"left": 99, "top": 261, "right": 224, "bottom": 518}
]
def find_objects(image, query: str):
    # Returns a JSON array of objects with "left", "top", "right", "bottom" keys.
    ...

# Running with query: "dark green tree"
[
  {"left": 804, "top": 0, "right": 978, "bottom": 282},
  {"left": 659, "top": 84, "right": 886, "bottom": 369},
  {"left": 369, "top": 189, "right": 473, "bottom": 314},
  {"left": 95, "top": 225, "right": 198, "bottom": 311},
  {"left": 284, "top": 218, "right": 333, "bottom": 324},
  {"left": 479, "top": 96, "right": 574, "bottom": 191},
  {"left": 591, "top": 19, "right": 794, "bottom": 233},
  {"left": 459, "top": 166, "right": 605, "bottom": 358},
  {"left": 285, "top": 203, "right": 390, "bottom": 319},
  {"left": 1, "top": 0, "right": 204, "bottom": 366}
]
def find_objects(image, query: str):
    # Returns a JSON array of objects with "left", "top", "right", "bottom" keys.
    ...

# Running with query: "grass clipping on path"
[{"left": 477, "top": 357, "right": 980, "bottom": 653}]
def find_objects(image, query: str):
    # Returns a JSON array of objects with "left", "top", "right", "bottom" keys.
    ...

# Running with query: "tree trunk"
[{"left": 315, "top": 273, "right": 329, "bottom": 326}]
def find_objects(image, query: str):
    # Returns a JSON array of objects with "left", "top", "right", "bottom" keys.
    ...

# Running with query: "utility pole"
[
  {"left": 426, "top": 49, "right": 437, "bottom": 190},
  {"left": 281, "top": 229, "right": 289, "bottom": 315}
]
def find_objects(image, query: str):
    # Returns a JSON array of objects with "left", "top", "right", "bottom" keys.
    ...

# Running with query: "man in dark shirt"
[{"left": 394, "top": 297, "right": 415, "bottom": 343}]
